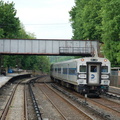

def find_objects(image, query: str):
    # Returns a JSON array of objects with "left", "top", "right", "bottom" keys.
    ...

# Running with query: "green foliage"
[
  {"left": 69, "top": 0, "right": 120, "bottom": 66},
  {"left": 117, "top": 43, "right": 120, "bottom": 63},
  {"left": 101, "top": 0, "right": 120, "bottom": 66},
  {"left": 0, "top": 1, "right": 35, "bottom": 39},
  {"left": 21, "top": 56, "right": 50, "bottom": 73},
  {"left": 3, "top": 55, "right": 20, "bottom": 67},
  {"left": 37, "top": 56, "right": 50, "bottom": 73},
  {"left": 3, "top": 55, "right": 50, "bottom": 73},
  {"left": 0, "top": 0, "right": 20, "bottom": 38},
  {"left": 101, "top": 0, "right": 120, "bottom": 42},
  {"left": 69, "top": 0, "right": 102, "bottom": 40}
]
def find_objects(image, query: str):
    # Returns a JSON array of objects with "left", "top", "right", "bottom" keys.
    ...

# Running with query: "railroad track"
[
  {"left": 51, "top": 83, "right": 120, "bottom": 120},
  {"left": 90, "top": 97, "right": 120, "bottom": 113},
  {"left": 0, "top": 82, "right": 28, "bottom": 120},
  {"left": 36, "top": 83, "right": 92, "bottom": 120},
  {"left": 103, "top": 92, "right": 120, "bottom": 100}
]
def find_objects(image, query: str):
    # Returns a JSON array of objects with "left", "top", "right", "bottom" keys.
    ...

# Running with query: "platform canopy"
[{"left": 0, "top": 39, "right": 99, "bottom": 56}]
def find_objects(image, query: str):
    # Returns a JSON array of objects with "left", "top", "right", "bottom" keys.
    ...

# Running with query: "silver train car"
[{"left": 50, "top": 57, "right": 111, "bottom": 95}]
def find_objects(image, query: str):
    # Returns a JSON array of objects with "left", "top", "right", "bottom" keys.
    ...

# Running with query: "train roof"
[{"left": 53, "top": 57, "right": 110, "bottom": 65}]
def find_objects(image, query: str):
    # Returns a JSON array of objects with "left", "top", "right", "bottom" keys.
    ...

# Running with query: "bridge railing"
[{"left": 59, "top": 47, "right": 94, "bottom": 56}]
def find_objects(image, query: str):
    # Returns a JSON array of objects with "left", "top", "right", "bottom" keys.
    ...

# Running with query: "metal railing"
[{"left": 59, "top": 47, "right": 94, "bottom": 55}]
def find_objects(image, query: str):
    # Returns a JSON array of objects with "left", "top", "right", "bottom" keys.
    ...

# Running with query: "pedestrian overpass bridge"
[{"left": 0, "top": 39, "right": 99, "bottom": 56}]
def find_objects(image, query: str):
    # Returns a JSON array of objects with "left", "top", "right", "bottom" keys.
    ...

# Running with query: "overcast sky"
[{"left": 4, "top": 0, "right": 75, "bottom": 39}]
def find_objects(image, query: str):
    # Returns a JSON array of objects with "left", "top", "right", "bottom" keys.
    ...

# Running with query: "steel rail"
[
  {"left": 51, "top": 83, "right": 112, "bottom": 120},
  {"left": 39, "top": 84, "right": 67, "bottom": 120},
  {"left": 38, "top": 84, "right": 93, "bottom": 120},
  {"left": 24, "top": 84, "right": 28, "bottom": 120},
  {"left": 0, "top": 80, "right": 29, "bottom": 120},
  {"left": 0, "top": 83, "right": 19, "bottom": 120},
  {"left": 90, "top": 97, "right": 120, "bottom": 114},
  {"left": 54, "top": 83, "right": 120, "bottom": 116}
]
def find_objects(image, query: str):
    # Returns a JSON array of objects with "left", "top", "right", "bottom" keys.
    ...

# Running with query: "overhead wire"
[{"left": 24, "top": 23, "right": 71, "bottom": 26}]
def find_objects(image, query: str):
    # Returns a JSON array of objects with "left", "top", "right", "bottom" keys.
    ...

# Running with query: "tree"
[
  {"left": 117, "top": 43, "right": 120, "bottom": 63},
  {"left": 101, "top": 0, "right": 120, "bottom": 66},
  {"left": 69, "top": 0, "right": 102, "bottom": 40},
  {"left": 0, "top": 0, "right": 20, "bottom": 38},
  {"left": 69, "top": 0, "right": 86, "bottom": 40},
  {"left": 37, "top": 56, "right": 50, "bottom": 73},
  {"left": 21, "top": 56, "right": 50, "bottom": 73},
  {"left": 69, "top": 0, "right": 120, "bottom": 66},
  {"left": 3, "top": 55, "right": 50, "bottom": 73}
]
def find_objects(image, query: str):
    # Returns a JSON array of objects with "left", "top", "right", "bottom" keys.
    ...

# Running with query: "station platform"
[
  {"left": 0, "top": 75, "right": 12, "bottom": 88},
  {"left": 0, "top": 73, "right": 31, "bottom": 88},
  {"left": 109, "top": 86, "right": 120, "bottom": 95}
]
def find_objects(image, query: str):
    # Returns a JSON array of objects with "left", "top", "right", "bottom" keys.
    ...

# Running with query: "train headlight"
[
  {"left": 78, "top": 74, "right": 86, "bottom": 78},
  {"left": 78, "top": 75, "right": 81, "bottom": 78},
  {"left": 101, "top": 75, "right": 109, "bottom": 79}
]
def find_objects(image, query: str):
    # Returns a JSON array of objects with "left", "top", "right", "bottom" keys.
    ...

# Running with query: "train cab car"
[
  {"left": 78, "top": 57, "right": 110, "bottom": 94},
  {"left": 50, "top": 57, "right": 110, "bottom": 95}
]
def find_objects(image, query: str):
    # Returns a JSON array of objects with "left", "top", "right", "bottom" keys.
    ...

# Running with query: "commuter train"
[{"left": 50, "top": 57, "right": 111, "bottom": 95}]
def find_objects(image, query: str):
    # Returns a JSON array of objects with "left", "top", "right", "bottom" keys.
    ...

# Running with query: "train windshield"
[
  {"left": 91, "top": 66, "right": 97, "bottom": 72},
  {"left": 80, "top": 65, "right": 86, "bottom": 72},
  {"left": 101, "top": 66, "right": 108, "bottom": 72}
]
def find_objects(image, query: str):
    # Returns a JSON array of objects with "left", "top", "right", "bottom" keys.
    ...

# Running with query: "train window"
[
  {"left": 58, "top": 68, "right": 61, "bottom": 73},
  {"left": 63, "top": 68, "right": 67, "bottom": 74},
  {"left": 69, "top": 68, "right": 76, "bottom": 75},
  {"left": 80, "top": 65, "right": 86, "bottom": 72},
  {"left": 91, "top": 66, "right": 97, "bottom": 72},
  {"left": 102, "top": 66, "right": 108, "bottom": 72},
  {"left": 55, "top": 68, "right": 57, "bottom": 72}
]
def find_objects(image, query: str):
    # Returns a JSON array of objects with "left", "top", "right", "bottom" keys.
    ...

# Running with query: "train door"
[{"left": 87, "top": 62, "right": 102, "bottom": 85}]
